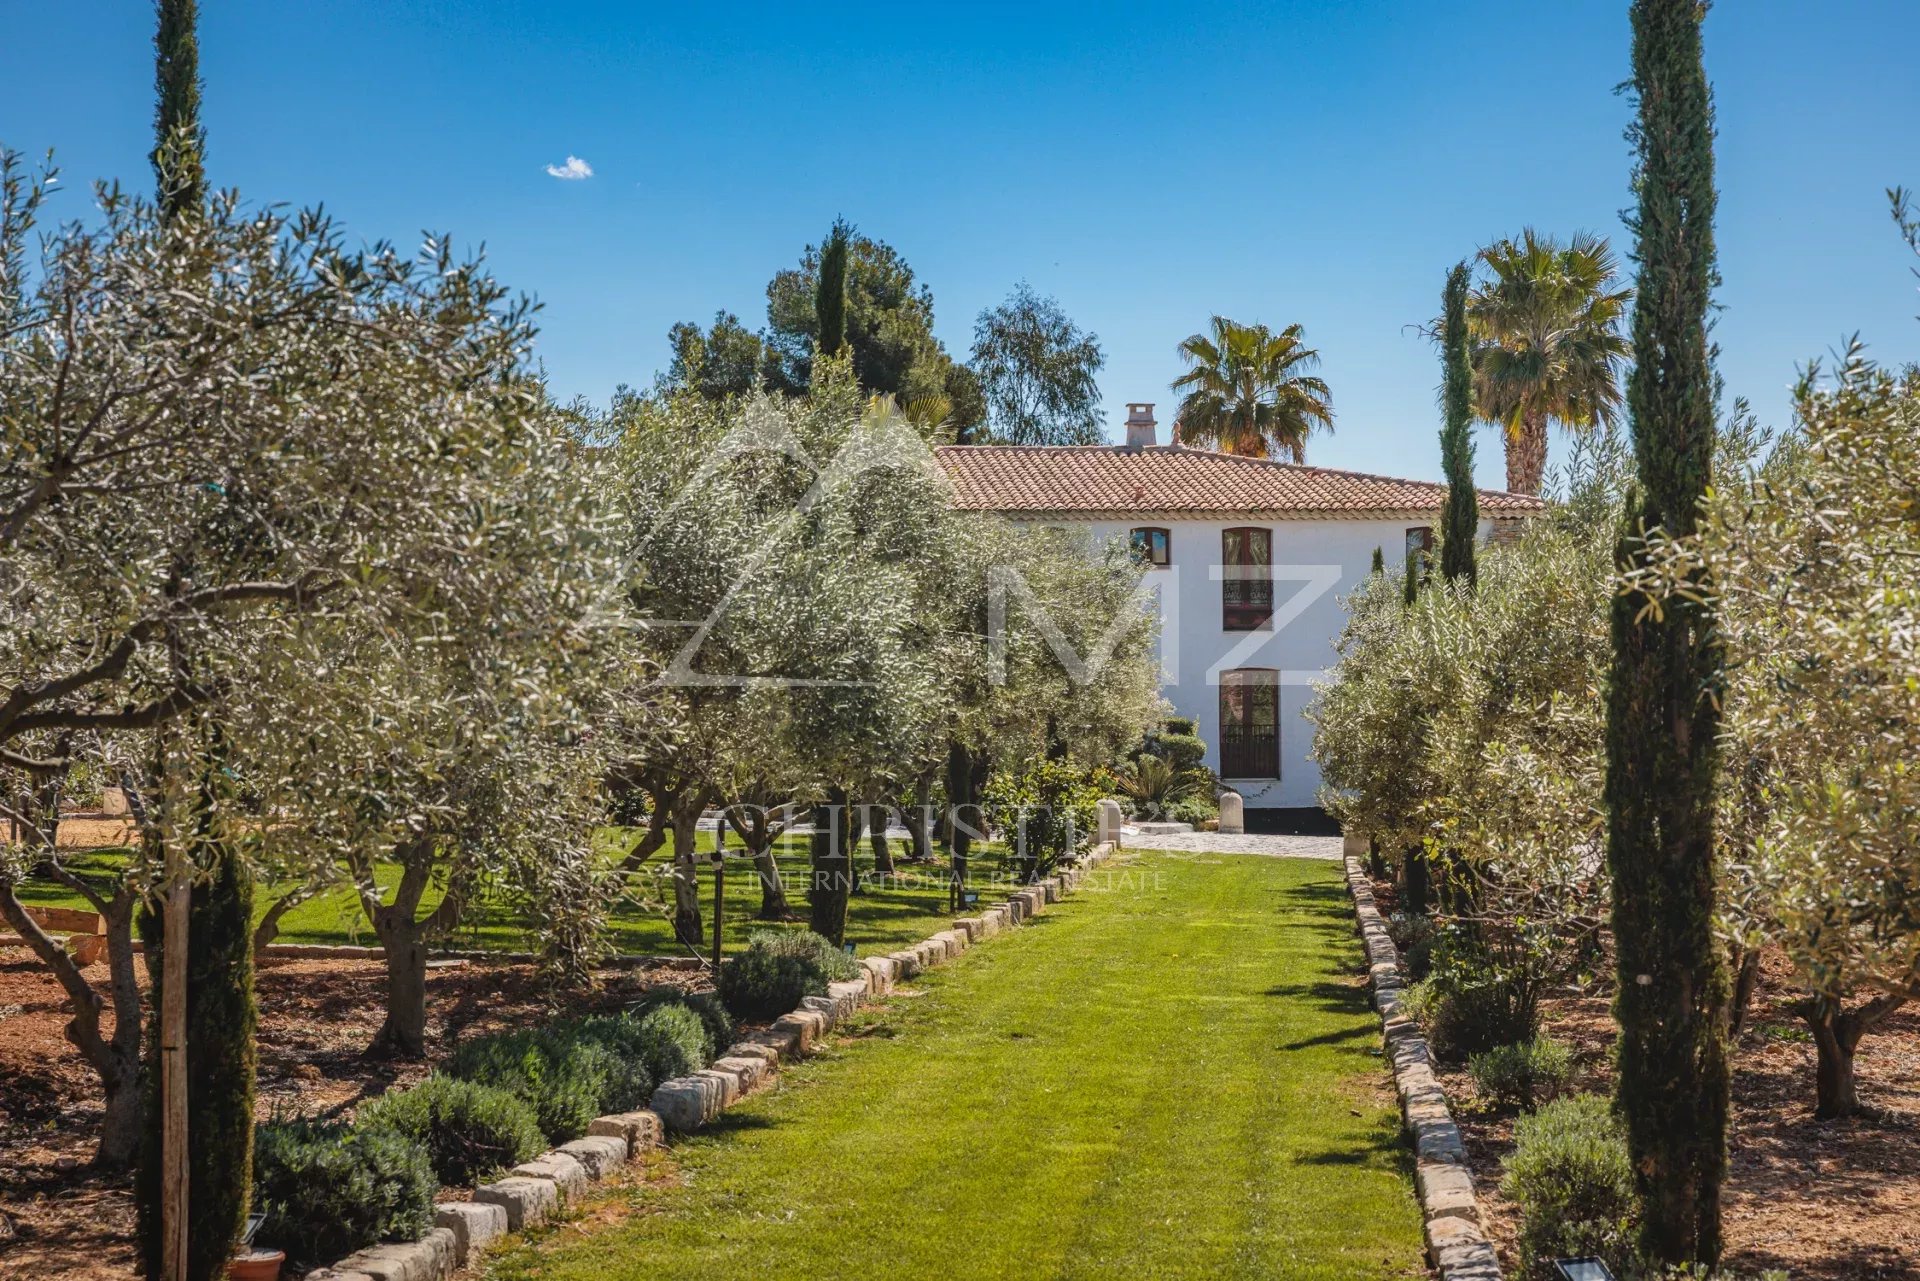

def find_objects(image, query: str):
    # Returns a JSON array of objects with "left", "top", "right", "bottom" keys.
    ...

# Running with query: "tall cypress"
[
  {"left": 1605, "top": 0, "right": 1728, "bottom": 1265},
  {"left": 152, "top": 0, "right": 205, "bottom": 220},
  {"left": 1438, "top": 262, "right": 1479, "bottom": 585},
  {"left": 1370, "top": 545, "right": 1384, "bottom": 577},
  {"left": 139, "top": 5, "right": 257, "bottom": 1276},
  {"left": 1402, "top": 545, "right": 1419, "bottom": 605},
  {"left": 815, "top": 218, "right": 851, "bottom": 359}
]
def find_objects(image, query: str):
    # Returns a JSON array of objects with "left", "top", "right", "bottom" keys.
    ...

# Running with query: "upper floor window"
[
  {"left": 1222, "top": 527, "right": 1273, "bottom": 631},
  {"left": 1405, "top": 525, "right": 1434, "bottom": 570},
  {"left": 1130, "top": 526, "right": 1171, "bottom": 568}
]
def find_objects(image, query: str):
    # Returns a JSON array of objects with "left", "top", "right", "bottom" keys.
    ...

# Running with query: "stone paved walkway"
[{"left": 1117, "top": 829, "right": 1343, "bottom": 859}]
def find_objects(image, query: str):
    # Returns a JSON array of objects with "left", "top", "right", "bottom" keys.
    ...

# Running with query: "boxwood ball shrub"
[
  {"left": 356, "top": 1073, "right": 545, "bottom": 1187},
  {"left": 718, "top": 929, "right": 861, "bottom": 1021},
  {"left": 1500, "top": 1094, "right": 1635, "bottom": 1279},
  {"left": 252, "top": 1115, "right": 435, "bottom": 1266},
  {"left": 1468, "top": 1037, "right": 1574, "bottom": 1112}
]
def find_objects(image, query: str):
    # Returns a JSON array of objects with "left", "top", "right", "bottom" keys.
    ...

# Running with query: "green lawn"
[
  {"left": 486, "top": 850, "right": 1423, "bottom": 1281},
  {"left": 14, "top": 832, "right": 1011, "bottom": 960}
]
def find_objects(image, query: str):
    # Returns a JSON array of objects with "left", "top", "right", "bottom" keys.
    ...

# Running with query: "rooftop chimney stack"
[{"left": 1124, "top": 403, "right": 1157, "bottom": 450}]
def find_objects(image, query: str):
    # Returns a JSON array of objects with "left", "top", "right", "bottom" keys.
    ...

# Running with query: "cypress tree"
[
  {"left": 138, "top": 833, "right": 256, "bottom": 1280},
  {"left": 1605, "top": 0, "right": 1729, "bottom": 1265},
  {"left": 139, "top": 6, "right": 259, "bottom": 1275},
  {"left": 1370, "top": 545, "right": 1384, "bottom": 576},
  {"left": 1402, "top": 545, "right": 1419, "bottom": 605},
  {"left": 815, "top": 218, "right": 851, "bottom": 358},
  {"left": 1439, "top": 262, "right": 1479, "bottom": 585},
  {"left": 152, "top": 0, "right": 205, "bottom": 220}
]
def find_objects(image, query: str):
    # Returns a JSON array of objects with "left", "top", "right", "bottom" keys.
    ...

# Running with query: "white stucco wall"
[{"left": 1055, "top": 515, "right": 1487, "bottom": 810}]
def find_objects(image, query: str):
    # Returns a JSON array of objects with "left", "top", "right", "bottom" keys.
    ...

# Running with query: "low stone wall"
[
  {"left": 1342, "top": 849, "right": 1501, "bottom": 1281},
  {"left": 302, "top": 838, "right": 1120, "bottom": 1281}
]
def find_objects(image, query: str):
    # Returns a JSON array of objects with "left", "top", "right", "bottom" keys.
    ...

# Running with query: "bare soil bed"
[
  {"left": 0, "top": 945, "right": 703, "bottom": 1281},
  {"left": 1370, "top": 879, "right": 1920, "bottom": 1279}
]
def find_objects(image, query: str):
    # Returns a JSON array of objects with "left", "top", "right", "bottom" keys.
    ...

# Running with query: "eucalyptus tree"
[
  {"left": 1468, "top": 230, "right": 1631, "bottom": 496},
  {"left": 1170, "top": 316, "right": 1333, "bottom": 460},
  {"left": 0, "top": 152, "right": 542, "bottom": 1165},
  {"left": 970, "top": 283, "right": 1106, "bottom": 445}
]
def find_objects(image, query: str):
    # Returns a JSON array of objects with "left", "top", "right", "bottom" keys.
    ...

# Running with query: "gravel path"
[{"left": 1117, "top": 830, "right": 1343, "bottom": 860}]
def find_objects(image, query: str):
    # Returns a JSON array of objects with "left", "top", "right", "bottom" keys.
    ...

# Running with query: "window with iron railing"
[
  {"left": 1222, "top": 527, "right": 1272, "bottom": 630},
  {"left": 1219, "top": 669, "right": 1280, "bottom": 779}
]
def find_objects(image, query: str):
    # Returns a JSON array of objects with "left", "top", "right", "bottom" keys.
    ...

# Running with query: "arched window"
[
  {"left": 1222, "top": 527, "right": 1273, "bottom": 630},
  {"left": 1219, "top": 668, "right": 1280, "bottom": 779},
  {"left": 1129, "top": 526, "right": 1170, "bottom": 567}
]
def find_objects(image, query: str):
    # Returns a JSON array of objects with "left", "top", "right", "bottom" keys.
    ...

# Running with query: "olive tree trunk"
[
  {"left": 1797, "top": 992, "right": 1906, "bottom": 1120},
  {"left": 809, "top": 787, "right": 854, "bottom": 945},
  {"left": 359, "top": 841, "right": 465, "bottom": 1059},
  {"left": 668, "top": 791, "right": 707, "bottom": 947}
]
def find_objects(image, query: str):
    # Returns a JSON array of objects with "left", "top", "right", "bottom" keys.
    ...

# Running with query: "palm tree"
[
  {"left": 1170, "top": 317, "right": 1333, "bottom": 461},
  {"left": 1468, "top": 229, "right": 1632, "bottom": 495}
]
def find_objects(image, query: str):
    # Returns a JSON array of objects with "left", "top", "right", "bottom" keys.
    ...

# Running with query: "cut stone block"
[
  {"left": 827, "top": 978, "right": 868, "bottom": 1016},
  {"left": 1217, "top": 790, "right": 1245, "bottom": 834},
  {"left": 1416, "top": 1160, "right": 1480, "bottom": 1223},
  {"left": 304, "top": 1270, "right": 375, "bottom": 1281},
  {"left": 472, "top": 1176, "right": 557, "bottom": 1232},
  {"left": 776, "top": 1008, "right": 828, "bottom": 1050},
  {"left": 557, "top": 1135, "right": 627, "bottom": 1178},
  {"left": 722, "top": 1040, "right": 781, "bottom": 1067},
  {"left": 886, "top": 948, "right": 922, "bottom": 979},
  {"left": 434, "top": 1202, "right": 507, "bottom": 1266},
  {"left": 798, "top": 993, "right": 839, "bottom": 1027},
  {"left": 1095, "top": 797, "right": 1124, "bottom": 845},
  {"left": 708, "top": 1054, "right": 768, "bottom": 1094},
  {"left": 976, "top": 911, "right": 1001, "bottom": 938},
  {"left": 1426, "top": 1214, "right": 1499, "bottom": 1274},
  {"left": 336, "top": 1227, "right": 456, "bottom": 1281},
  {"left": 742, "top": 1023, "right": 803, "bottom": 1061},
  {"left": 588, "top": 1109, "right": 663, "bottom": 1154},
  {"left": 859, "top": 955, "right": 898, "bottom": 993},
  {"left": 510, "top": 1152, "right": 589, "bottom": 1203},
  {"left": 651, "top": 1075, "right": 724, "bottom": 1132}
]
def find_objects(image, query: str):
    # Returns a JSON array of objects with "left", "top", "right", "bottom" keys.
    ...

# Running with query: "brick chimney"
[{"left": 1124, "top": 403, "right": 1157, "bottom": 450}]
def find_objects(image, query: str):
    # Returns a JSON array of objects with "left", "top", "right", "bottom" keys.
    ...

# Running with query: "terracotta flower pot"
[{"left": 228, "top": 1248, "right": 283, "bottom": 1281}]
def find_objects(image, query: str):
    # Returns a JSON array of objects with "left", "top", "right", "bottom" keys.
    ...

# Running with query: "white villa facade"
[{"left": 936, "top": 404, "right": 1543, "bottom": 830}]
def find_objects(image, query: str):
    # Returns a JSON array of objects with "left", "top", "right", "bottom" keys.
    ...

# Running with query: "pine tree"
[
  {"left": 151, "top": 0, "right": 205, "bottom": 220},
  {"left": 1439, "top": 262, "right": 1479, "bottom": 585},
  {"left": 1606, "top": 0, "right": 1729, "bottom": 1265},
  {"left": 815, "top": 218, "right": 850, "bottom": 358}
]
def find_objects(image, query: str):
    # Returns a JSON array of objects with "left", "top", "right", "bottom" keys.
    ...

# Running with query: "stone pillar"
[
  {"left": 1216, "top": 790, "right": 1244, "bottom": 835},
  {"left": 1095, "top": 798, "right": 1124, "bottom": 847}
]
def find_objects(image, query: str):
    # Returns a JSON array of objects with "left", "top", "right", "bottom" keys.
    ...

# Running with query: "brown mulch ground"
[
  {"left": 1368, "top": 880, "right": 1920, "bottom": 1280},
  {"left": 0, "top": 946, "right": 704, "bottom": 1281}
]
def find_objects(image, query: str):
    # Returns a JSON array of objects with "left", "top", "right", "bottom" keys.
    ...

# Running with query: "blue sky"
[{"left": 4, "top": 1, "right": 1917, "bottom": 491}]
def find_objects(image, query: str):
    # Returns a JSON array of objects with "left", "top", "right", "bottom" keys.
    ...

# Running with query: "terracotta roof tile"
[{"left": 934, "top": 444, "right": 1545, "bottom": 520}]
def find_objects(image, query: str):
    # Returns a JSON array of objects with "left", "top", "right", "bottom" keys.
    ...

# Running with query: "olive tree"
[{"left": 0, "top": 150, "right": 544, "bottom": 1164}]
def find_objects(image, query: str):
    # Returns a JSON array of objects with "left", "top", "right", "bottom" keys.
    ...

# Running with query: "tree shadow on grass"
[
  {"left": 1276, "top": 1023, "right": 1374, "bottom": 1052},
  {"left": 1291, "top": 1109, "right": 1414, "bottom": 1181},
  {"left": 1263, "top": 980, "right": 1372, "bottom": 1014}
]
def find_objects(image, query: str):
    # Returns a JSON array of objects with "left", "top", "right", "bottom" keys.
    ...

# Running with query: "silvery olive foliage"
[
  {"left": 1633, "top": 344, "right": 1920, "bottom": 1092},
  {"left": 1312, "top": 432, "right": 1627, "bottom": 930}
]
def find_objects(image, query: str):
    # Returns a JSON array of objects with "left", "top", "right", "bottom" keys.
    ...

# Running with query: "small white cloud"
[{"left": 544, "top": 155, "right": 593, "bottom": 181}]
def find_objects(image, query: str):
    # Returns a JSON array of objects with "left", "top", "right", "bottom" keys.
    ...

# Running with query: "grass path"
[{"left": 488, "top": 850, "right": 1424, "bottom": 1281}]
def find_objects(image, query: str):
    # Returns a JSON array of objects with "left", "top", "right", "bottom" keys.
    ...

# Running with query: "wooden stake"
[{"left": 160, "top": 867, "right": 190, "bottom": 1281}]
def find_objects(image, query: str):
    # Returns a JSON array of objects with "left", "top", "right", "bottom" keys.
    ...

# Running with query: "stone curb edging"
[
  {"left": 1342, "top": 849, "right": 1503, "bottom": 1281},
  {"left": 302, "top": 838, "right": 1120, "bottom": 1281}
]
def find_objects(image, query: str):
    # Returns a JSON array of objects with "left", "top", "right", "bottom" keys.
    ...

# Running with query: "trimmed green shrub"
[
  {"left": 356, "top": 1074, "right": 545, "bottom": 1187},
  {"left": 1418, "top": 928, "right": 1547, "bottom": 1061},
  {"left": 446, "top": 1028, "right": 610, "bottom": 1142},
  {"left": 251, "top": 1115, "right": 435, "bottom": 1267},
  {"left": 629, "top": 1003, "right": 710, "bottom": 1083},
  {"left": 718, "top": 929, "right": 859, "bottom": 1021},
  {"left": 1468, "top": 1037, "right": 1574, "bottom": 1112},
  {"left": 1501, "top": 1094, "right": 1635, "bottom": 1279},
  {"left": 629, "top": 987, "right": 736, "bottom": 1062}
]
